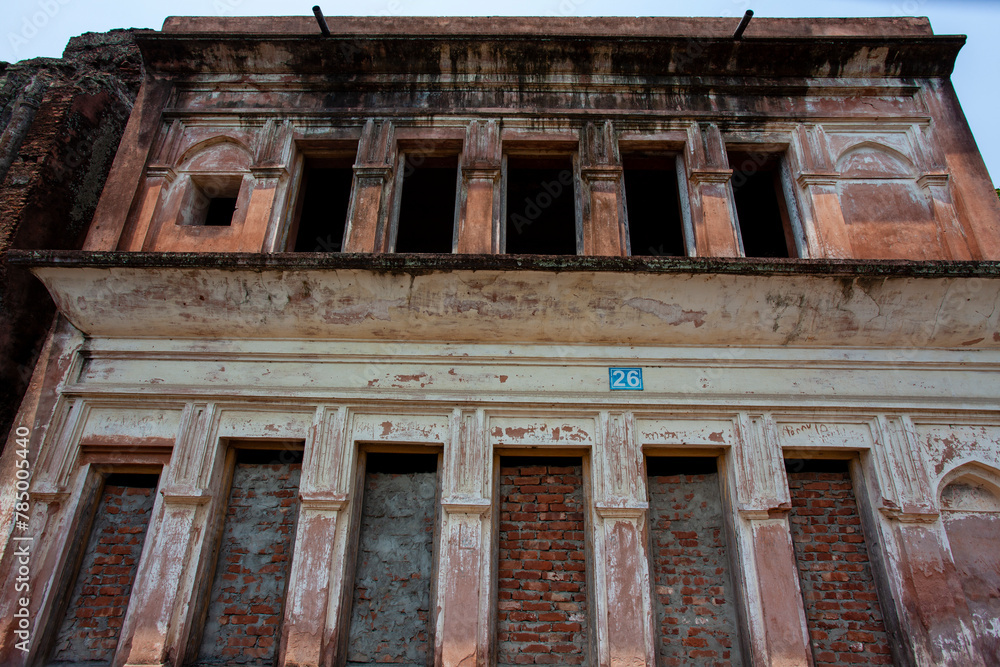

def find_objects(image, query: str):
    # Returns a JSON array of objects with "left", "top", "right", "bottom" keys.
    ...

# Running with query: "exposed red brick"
[
  {"left": 498, "top": 459, "right": 588, "bottom": 666},
  {"left": 196, "top": 455, "right": 301, "bottom": 664},
  {"left": 48, "top": 476, "right": 157, "bottom": 663},
  {"left": 788, "top": 469, "right": 892, "bottom": 666},
  {"left": 647, "top": 461, "right": 742, "bottom": 667}
]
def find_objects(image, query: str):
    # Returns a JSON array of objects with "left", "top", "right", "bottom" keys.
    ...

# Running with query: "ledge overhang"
[
  {"left": 132, "top": 32, "right": 964, "bottom": 79},
  {"left": 10, "top": 251, "right": 1000, "bottom": 348}
]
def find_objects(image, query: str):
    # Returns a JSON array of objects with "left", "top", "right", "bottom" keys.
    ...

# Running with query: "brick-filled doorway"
[
  {"left": 646, "top": 456, "right": 743, "bottom": 666},
  {"left": 784, "top": 459, "right": 894, "bottom": 666},
  {"left": 45, "top": 473, "right": 159, "bottom": 666},
  {"left": 194, "top": 448, "right": 303, "bottom": 666},
  {"left": 346, "top": 452, "right": 439, "bottom": 667},
  {"left": 497, "top": 456, "right": 590, "bottom": 667}
]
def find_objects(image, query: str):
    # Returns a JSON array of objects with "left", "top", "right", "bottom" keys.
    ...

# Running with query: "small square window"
[{"left": 179, "top": 175, "right": 243, "bottom": 227}]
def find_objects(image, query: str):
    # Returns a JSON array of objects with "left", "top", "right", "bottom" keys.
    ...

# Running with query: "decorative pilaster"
[
  {"left": 239, "top": 164, "right": 288, "bottom": 252},
  {"left": 343, "top": 120, "right": 396, "bottom": 252},
  {"left": 870, "top": 415, "right": 936, "bottom": 521},
  {"left": 684, "top": 123, "right": 741, "bottom": 256},
  {"left": 578, "top": 122, "right": 627, "bottom": 256},
  {"left": 728, "top": 413, "right": 812, "bottom": 666},
  {"left": 253, "top": 119, "right": 295, "bottom": 251},
  {"left": 435, "top": 409, "right": 493, "bottom": 667},
  {"left": 590, "top": 411, "right": 655, "bottom": 667},
  {"left": 912, "top": 123, "right": 977, "bottom": 260},
  {"left": 917, "top": 172, "right": 973, "bottom": 260},
  {"left": 117, "top": 402, "right": 221, "bottom": 667},
  {"left": 791, "top": 124, "right": 854, "bottom": 258},
  {"left": 281, "top": 406, "right": 351, "bottom": 667},
  {"left": 456, "top": 120, "right": 503, "bottom": 254}
]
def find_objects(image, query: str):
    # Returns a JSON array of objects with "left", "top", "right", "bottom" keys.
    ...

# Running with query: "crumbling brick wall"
[
  {"left": 646, "top": 457, "right": 742, "bottom": 667},
  {"left": 47, "top": 474, "right": 158, "bottom": 664},
  {"left": 196, "top": 452, "right": 301, "bottom": 664},
  {"left": 347, "top": 453, "right": 438, "bottom": 665},
  {"left": 497, "top": 457, "right": 588, "bottom": 666},
  {"left": 786, "top": 461, "right": 893, "bottom": 666},
  {"left": 0, "top": 29, "right": 142, "bottom": 448}
]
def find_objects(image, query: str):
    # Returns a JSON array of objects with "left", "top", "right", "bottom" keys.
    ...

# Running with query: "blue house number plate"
[{"left": 609, "top": 367, "right": 643, "bottom": 391}]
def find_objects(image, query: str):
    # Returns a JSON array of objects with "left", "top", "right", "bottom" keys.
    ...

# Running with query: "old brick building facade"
[{"left": 1, "top": 13, "right": 999, "bottom": 667}]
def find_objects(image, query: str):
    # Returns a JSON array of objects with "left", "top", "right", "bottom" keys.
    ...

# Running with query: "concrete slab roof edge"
[
  {"left": 9, "top": 250, "right": 1000, "bottom": 279},
  {"left": 159, "top": 16, "right": 938, "bottom": 38}
]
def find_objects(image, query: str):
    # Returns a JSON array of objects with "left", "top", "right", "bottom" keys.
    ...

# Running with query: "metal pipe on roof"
[
  {"left": 313, "top": 6, "right": 331, "bottom": 37},
  {"left": 733, "top": 10, "right": 753, "bottom": 39}
]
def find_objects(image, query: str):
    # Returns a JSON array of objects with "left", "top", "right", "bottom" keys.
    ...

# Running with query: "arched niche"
[
  {"left": 177, "top": 138, "right": 253, "bottom": 173},
  {"left": 835, "top": 143, "right": 938, "bottom": 259},
  {"left": 939, "top": 463, "right": 1000, "bottom": 663},
  {"left": 158, "top": 138, "right": 255, "bottom": 234},
  {"left": 835, "top": 143, "right": 915, "bottom": 179}
]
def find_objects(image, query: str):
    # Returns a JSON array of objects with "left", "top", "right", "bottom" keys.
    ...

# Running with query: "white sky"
[{"left": 3, "top": 0, "right": 999, "bottom": 184}]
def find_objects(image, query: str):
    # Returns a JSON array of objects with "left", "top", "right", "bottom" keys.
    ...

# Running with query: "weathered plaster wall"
[
  {"left": 347, "top": 458, "right": 437, "bottom": 666},
  {"left": 46, "top": 475, "right": 156, "bottom": 665},
  {"left": 647, "top": 462, "right": 742, "bottom": 666},
  {"left": 787, "top": 466, "right": 893, "bottom": 666},
  {"left": 498, "top": 459, "right": 588, "bottom": 666},
  {"left": 939, "top": 473, "right": 1000, "bottom": 663},
  {"left": 195, "top": 456, "right": 301, "bottom": 664}
]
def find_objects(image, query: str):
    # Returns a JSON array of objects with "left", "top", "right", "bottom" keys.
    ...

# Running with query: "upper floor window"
[
  {"left": 728, "top": 151, "right": 797, "bottom": 258},
  {"left": 286, "top": 156, "right": 354, "bottom": 252},
  {"left": 393, "top": 153, "right": 459, "bottom": 253},
  {"left": 504, "top": 155, "right": 577, "bottom": 255},
  {"left": 622, "top": 153, "right": 687, "bottom": 257}
]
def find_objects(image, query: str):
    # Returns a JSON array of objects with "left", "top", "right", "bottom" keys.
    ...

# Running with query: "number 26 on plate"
[{"left": 609, "top": 367, "right": 643, "bottom": 391}]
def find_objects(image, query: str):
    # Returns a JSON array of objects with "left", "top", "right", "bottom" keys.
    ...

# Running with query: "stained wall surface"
[{"left": 2, "top": 13, "right": 1000, "bottom": 667}]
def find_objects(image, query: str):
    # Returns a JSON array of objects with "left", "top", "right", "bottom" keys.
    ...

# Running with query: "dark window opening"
[
  {"left": 395, "top": 155, "right": 458, "bottom": 253},
  {"left": 505, "top": 156, "right": 577, "bottom": 255},
  {"left": 203, "top": 197, "right": 237, "bottom": 226},
  {"left": 623, "top": 155, "right": 686, "bottom": 257},
  {"left": 366, "top": 451, "right": 438, "bottom": 474},
  {"left": 645, "top": 456, "right": 718, "bottom": 476},
  {"left": 728, "top": 152, "right": 795, "bottom": 258},
  {"left": 183, "top": 175, "right": 242, "bottom": 227},
  {"left": 291, "top": 159, "right": 354, "bottom": 252}
]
